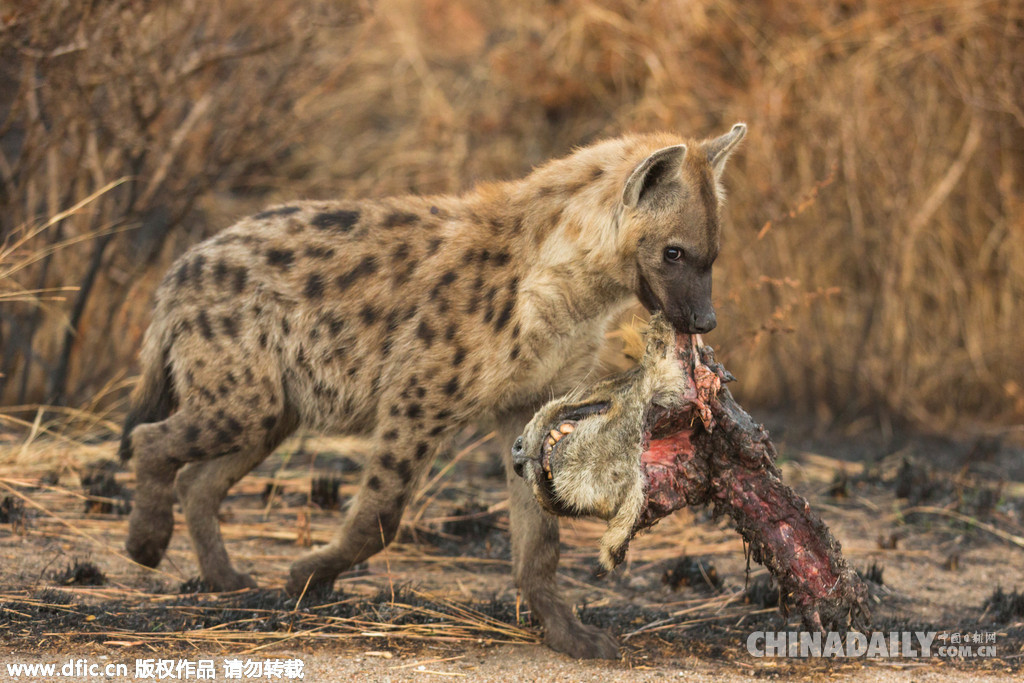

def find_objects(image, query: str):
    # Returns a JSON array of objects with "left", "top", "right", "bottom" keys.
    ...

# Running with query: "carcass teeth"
[{"left": 559, "top": 423, "right": 575, "bottom": 434}]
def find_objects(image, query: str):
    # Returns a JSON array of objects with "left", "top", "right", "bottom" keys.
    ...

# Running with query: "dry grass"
[{"left": 1, "top": 0, "right": 1022, "bottom": 432}]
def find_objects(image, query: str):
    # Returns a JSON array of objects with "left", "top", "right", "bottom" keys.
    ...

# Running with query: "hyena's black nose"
[
  {"left": 691, "top": 310, "right": 717, "bottom": 334},
  {"left": 511, "top": 436, "right": 528, "bottom": 477}
]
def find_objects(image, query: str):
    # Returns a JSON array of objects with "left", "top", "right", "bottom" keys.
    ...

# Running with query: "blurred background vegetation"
[{"left": 0, "top": 0, "right": 1021, "bottom": 438}]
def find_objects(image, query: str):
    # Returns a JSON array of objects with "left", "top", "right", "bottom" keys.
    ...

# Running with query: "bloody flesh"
[{"left": 635, "top": 334, "right": 870, "bottom": 632}]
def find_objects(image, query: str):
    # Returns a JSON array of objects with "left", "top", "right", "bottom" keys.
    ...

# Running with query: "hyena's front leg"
[
  {"left": 286, "top": 399, "right": 454, "bottom": 596},
  {"left": 500, "top": 417, "right": 621, "bottom": 660}
]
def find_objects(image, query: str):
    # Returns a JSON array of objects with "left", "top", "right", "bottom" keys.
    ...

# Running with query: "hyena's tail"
[{"left": 119, "top": 321, "right": 176, "bottom": 462}]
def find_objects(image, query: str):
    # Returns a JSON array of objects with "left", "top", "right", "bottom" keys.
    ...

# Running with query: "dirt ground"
[{"left": 1, "top": 418, "right": 1023, "bottom": 681}]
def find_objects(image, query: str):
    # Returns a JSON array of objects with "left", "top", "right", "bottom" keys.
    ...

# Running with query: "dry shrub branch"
[{"left": 1, "top": 0, "right": 1021, "bottom": 430}]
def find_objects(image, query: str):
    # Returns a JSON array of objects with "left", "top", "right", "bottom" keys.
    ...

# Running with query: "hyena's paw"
[
  {"left": 203, "top": 570, "right": 257, "bottom": 592},
  {"left": 125, "top": 505, "right": 174, "bottom": 568},
  {"left": 545, "top": 622, "right": 620, "bottom": 660},
  {"left": 285, "top": 555, "right": 338, "bottom": 597}
]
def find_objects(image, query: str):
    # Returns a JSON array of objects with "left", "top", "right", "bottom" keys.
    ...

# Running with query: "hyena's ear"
[
  {"left": 622, "top": 144, "right": 687, "bottom": 209},
  {"left": 704, "top": 122, "right": 747, "bottom": 180}
]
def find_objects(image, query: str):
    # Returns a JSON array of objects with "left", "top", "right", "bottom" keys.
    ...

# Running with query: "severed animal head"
[{"left": 512, "top": 314, "right": 705, "bottom": 570}]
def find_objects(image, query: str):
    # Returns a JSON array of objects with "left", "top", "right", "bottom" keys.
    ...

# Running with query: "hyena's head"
[{"left": 620, "top": 123, "right": 747, "bottom": 334}]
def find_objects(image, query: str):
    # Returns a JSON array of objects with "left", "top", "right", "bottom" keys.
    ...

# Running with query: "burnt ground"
[{"left": 1, "top": 421, "right": 1023, "bottom": 681}]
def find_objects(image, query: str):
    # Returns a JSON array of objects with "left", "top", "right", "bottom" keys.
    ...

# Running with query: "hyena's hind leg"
[
  {"left": 174, "top": 407, "right": 296, "bottom": 590},
  {"left": 126, "top": 359, "right": 292, "bottom": 579}
]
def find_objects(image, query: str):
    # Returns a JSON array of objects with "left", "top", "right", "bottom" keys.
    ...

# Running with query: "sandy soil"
[{"left": 1, "top": 422, "right": 1023, "bottom": 681}]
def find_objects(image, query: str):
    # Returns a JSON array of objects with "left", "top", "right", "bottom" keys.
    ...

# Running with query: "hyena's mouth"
[{"left": 538, "top": 401, "right": 610, "bottom": 478}]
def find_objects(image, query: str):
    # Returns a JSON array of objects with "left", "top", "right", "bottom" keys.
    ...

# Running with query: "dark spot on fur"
[
  {"left": 305, "top": 273, "right": 325, "bottom": 300},
  {"left": 217, "top": 383, "right": 230, "bottom": 397},
  {"left": 482, "top": 286, "right": 497, "bottom": 323},
  {"left": 494, "top": 298, "right": 515, "bottom": 331},
  {"left": 392, "top": 243, "right": 410, "bottom": 263},
  {"left": 429, "top": 271, "right": 458, "bottom": 301},
  {"left": 493, "top": 251, "right": 511, "bottom": 267},
  {"left": 266, "top": 249, "right": 294, "bottom": 269},
  {"left": 396, "top": 459, "right": 413, "bottom": 484},
  {"left": 172, "top": 262, "right": 191, "bottom": 289},
  {"left": 221, "top": 314, "right": 239, "bottom": 338},
  {"left": 312, "top": 210, "right": 360, "bottom": 231},
  {"left": 281, "top": 317, "right": 291, "bottom": 336},
  {"left": 233, "top": 267, "right": 248, "bottom": 294},
  {"left": 305, "top": 246, "right": 336, "bottom": 259},
  {"left": 414, "top": 442, "right": 429, "bottom": 460},
  {"left": 185, "top": 425, "right": 200, "bottom": 443},
  {"left": 383, "top": 429, "right": 399, "bottom": 441},
  {"left": 258, "top": 332, "right": 268, "bottom": 349},
  {"left": 389, "top": 404, "right": 401, "bottom": 417},
  {"left": 368, "top": 475, "right": 381, "bottom": 491},
  {"left": 327, "top": 316, "right": 345, "bottom": 337},
  {"left": 512, "top": 323, "right": 521, "bottom": 339},
  {"left": 226, "top": 417, "right": 243, "bottom": 435},
  {"left": 565, "top": 178, "right": 588, "bottom": 194},
  {"left": 444, "top": 323, "right": 457, "bottom": 342},
  {"left": 427, "top": 238, "right": 442, "bottom": 255},
  {"left": 430, "top": 205, "right": 440, "bottom": 216},
  {"left": 337, "top": 256, "right": 378, "bottom": 291},
  {"left": 214, "top": 429, "right": 232, "bottom": 447},
  {"left": 416, "top": 320, "right": 434, "bottom": 347},
  {"left": 186, "top": 446, "right": 205, "bottom": 460},
  {"left": 452, "top": 346, "right": 466, "bottom": 366},
  {"left": 435, "top": 409, "right": 452, "bottom": 421},
  {"left": 406, "top": 403, "right": 423, "bottom": 419},
  {"left": 255, "top": 206, "right": 300, "bottom": 220},
  {"left": 428, "top": 425, "right": 445, "bottom": 437},
  {"left": 213, "top": 260, "right": 229, "bottom": 285},
  {"left": 191, "top": 255, "right": 206, "bottom": 284},
  {"left": 383, "top": 211, "right": 419, "bottom": 228},
  {"left": 443, "top": 377, "right": 459, "bottom": 396},
  {"left": 197, "top": 311, "right": 214, "bottom": 340},
  {"left": 591, "top": 166, "right": 604, "bottom": 180},
  {"left": 381, "top": 452, "right": 396, "bottom": 470},
  {"left": 510, "top": 344, "right": 521, "bottom": 361},
  {"left": 359, "top": 306, "right": 378, "bottom": 325}
]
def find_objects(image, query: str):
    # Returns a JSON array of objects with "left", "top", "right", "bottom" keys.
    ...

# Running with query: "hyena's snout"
[
  {"left": 689, "top": 307, "right": 716, "bottom": 334},
  {"left": 511, "top": 435, "right": 529, "bottom": 478}
]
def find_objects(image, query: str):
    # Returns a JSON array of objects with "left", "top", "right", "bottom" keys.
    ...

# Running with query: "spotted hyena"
[{"left": 120, "top": 123, "right": 746, "bottom": 659}]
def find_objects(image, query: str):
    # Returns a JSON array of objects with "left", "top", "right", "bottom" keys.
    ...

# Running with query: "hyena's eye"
[{"left": 663, "top": 246, "right": 684, "bottom": 263}]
